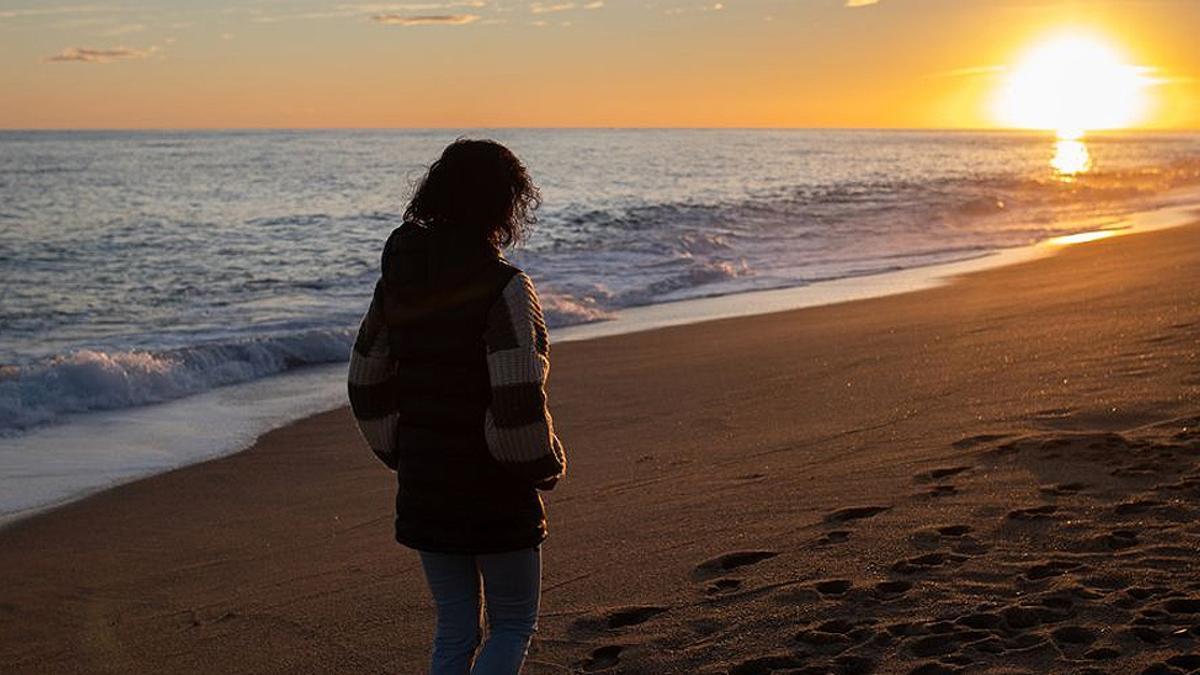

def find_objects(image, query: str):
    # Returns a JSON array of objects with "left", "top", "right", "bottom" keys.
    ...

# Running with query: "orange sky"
[{"left": 1, "top": 0, "right": 1197, "bottom": 129}]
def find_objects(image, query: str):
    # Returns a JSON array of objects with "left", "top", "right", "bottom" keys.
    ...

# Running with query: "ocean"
[{"left": 3, "top": 128, "right": 1200, "bottom": 520}]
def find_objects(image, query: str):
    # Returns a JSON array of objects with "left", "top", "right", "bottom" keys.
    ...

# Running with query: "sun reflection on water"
[{"left": 1051, "top": 138, "right": 1092, "bottom": 179}]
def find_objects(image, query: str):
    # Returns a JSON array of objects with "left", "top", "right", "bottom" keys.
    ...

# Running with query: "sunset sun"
[{"left": 994, "top": 32, "right": 1154, "bottom": 139}]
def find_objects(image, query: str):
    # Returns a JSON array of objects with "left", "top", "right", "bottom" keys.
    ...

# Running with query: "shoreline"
[
  {"left": 1, "top": 217, "right": 1198, "bottom": 672},
  {"left": 4, "top": 192, "right": 1200, "bottom": 527}
]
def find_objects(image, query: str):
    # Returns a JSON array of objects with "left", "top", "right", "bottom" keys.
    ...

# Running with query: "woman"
[{"left": 348, "top": 139, "right": 567, "bottom": 674}]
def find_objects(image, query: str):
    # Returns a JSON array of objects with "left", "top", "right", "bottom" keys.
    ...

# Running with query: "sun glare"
[
  {"left": 1051, "top": 139, "right": 1092, "bottom": 177},
  {"left": 994, "top": 32, "right": 1153, "bottom": 138}
]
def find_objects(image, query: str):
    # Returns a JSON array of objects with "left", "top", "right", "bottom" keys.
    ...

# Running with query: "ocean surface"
[{"left": 3, "top": 129, "right": 1200, "bottom": 519}]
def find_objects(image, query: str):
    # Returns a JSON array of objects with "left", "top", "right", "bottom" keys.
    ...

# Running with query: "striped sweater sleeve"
[
  {"left": 347, "top": 282, "right": 400, "bottom": 470},
  {"left": 483, "top": 272, "right": 567, "bottom": 486}
]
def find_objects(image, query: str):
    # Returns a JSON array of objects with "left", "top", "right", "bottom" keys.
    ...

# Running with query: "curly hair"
[{"left": 403, "top": 139, "right": 541, "bottom": 249}]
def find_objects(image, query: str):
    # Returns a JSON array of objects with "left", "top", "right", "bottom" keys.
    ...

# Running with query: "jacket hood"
[{"left": 382, "top": 223, "right": 502, "bottom": 290}]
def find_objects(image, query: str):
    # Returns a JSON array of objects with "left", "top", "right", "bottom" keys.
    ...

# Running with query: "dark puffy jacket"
[{"left": 348, "top": 224, "right": 567, "bottom": 554}]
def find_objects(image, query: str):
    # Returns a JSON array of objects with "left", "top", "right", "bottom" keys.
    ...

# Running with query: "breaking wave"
[{"left": 0, "top": 330, "right": 353, "bottom": 434}]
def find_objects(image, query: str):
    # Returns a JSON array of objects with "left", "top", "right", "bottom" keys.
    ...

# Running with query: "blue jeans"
[{"left": 418, "top": 547, "right": 541, "bottom": 675}]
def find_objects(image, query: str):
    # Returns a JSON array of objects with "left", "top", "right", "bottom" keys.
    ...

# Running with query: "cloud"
[
  {"left": 100, "top": 23, "right": 146, "bottom": 36},
  {"left": 662, "top": 2, "right": 723, "bottom": 15},
  {"left": 253, "top": 3, "right": 487, "bottom": 23},
  {"left": 529, "top": 1, "right": 603, "bottom": 14},
  {"left": 0, "top": 5, "right": 117, "bottom": 21},
  {"left": 341, "top": 2, "right": 486, "bottom": 10},
  {"left": 845, "top": 0, "right": 879, "bottom": 6},
  {"left": 530, "top": 2, "right": 574, "bottom": 13},
  {"left": 44, "top": 45, "right": 155, "bottom": 63},
  {"left": 372, "top": 13, "right": 481, "bottom": 25}
]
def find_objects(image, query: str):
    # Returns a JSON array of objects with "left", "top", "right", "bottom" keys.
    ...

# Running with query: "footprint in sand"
[
  {"left": 1040, "top": 481, "right": 1088, "bottom": 496},
  {"left": 908, "top": 663, "right": 962, "bottom": 675},
  {"left": 875, "top": 579, "right": 913, "bottom": 597},
  {"left": 1166, "top": 654, "right": 1200, "bottom": 670},
  {"left": 1124, "top": 625, "right": 1165, "bottom": 645},
  {"left": 911, "top": 524, "right": 986, "bottom": 556},
  {"left": 1096, "top": 529, "right": 1139, "bottom": 550},
  {"left": 1024, "top": 559, "right": 1084, "bottom": 581},
  {"left": 815, "top": 579, "right": 853, "bottom": 595},
  {"left": 952, "top": 434, "right": 1011, "bottom": 449},
  {"left": 692, "top": 550, "right": 777, "bottom": 581},
  {"left": 581, "top": 645, "right": 622, "bottom": 671},
  {"left": 915, "top": 465, "right": 972, "bottom": 482},
  {"left": 815, "top": 530, "right": 851, "bottom": 546},
  {"left": 824, "top": 505, "right": 891, "bottom": 523},
  {"left": 1084, "top": 646, "right": 1122, "bottom": 660},
  {"left": 1113, "top": 498, "right": 1165, "bottom": 515},
  {"left": 1161, "top": 597, "right": 1200, "bottom": 615},
  {"left": 922, "top": 484, "right": 959, "bottom": 498},
  {"left": 793, "top": 619, "right": 877, "bottom": 655},
  {"left": 1080, "top": 574, "right": 1129, "bottom": 593},
  {"left": 1126, "top": 586, "right": 1170, "bottom": 602},
  {"left": 728, "top": 654, "right": 805, "bottom": 675},
  {"left": 891, "top": 552, "right": 969, "bottom": 575},
  {"left": 1006, "top": 504, "right": 1058, "bottom": 521},
  {"left": 604, "top": 606, "right": 667, "bottom": 629},
  {"left": 1050, "top": 625, "right": 1098, "bottom": 647}
]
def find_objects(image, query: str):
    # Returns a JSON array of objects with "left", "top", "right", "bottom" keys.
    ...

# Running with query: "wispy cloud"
[
  {"left": 372, "top": 13, "right": 481, "bottom": 25},
  {"left": 530, "top": 2, "right": 575, "bottom": 13},
  {"left": 0, "top": 4, "right": 117, "bottom": 21},
  {"left": 100, "top": 23, "right": 146, "bottom": 36},
  {"left": 44, "top": 45, "right": 156, "bottom": 63},
  {"left": 341, "top": 2, "right": 486, "bottom": 10},
  {"left": 251, "top": 2, "right": 487, "bottom": 23},
  {"left": 663, "top": 3, "right": 723, "bottom": 16},
  {"left": 845, "top": 0, "right": 879, "bottom": 6}
]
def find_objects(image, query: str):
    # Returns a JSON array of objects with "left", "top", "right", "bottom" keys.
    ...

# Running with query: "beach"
[{"left": 2, "top": 219, "right": 1199, "bottom": 673}]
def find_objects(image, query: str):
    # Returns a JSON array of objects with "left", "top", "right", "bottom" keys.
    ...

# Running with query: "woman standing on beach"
[{"left": 348, "top": 139, "right": 567, "bottom": 674}]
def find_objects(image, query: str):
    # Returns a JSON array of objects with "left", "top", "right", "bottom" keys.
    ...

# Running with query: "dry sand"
[{"left": 2, "top": 222, "right": 1199, "bottom": 674}]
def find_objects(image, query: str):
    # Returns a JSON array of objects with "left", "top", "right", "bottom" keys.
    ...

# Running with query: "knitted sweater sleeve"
[
  {"left": 347, "top": 281, "right": 400, "bottom": 470},
  {"left": 482, "top": 272, "right": 568, "bottom": 487}
]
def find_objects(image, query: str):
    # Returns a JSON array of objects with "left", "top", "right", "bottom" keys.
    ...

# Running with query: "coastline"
[
  {"left": 1, "top": 215, "right": 1198, "bottom": 672},
  {"left": 5, "top": 192, "right": 1200, "bottom": 528}
]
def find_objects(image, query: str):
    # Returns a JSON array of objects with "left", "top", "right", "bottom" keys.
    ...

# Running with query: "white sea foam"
[{"left": 0, "top": 331, "right": 353, "bottom": 433}]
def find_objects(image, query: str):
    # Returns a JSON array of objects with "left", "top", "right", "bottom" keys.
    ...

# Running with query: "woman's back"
[{"left": 375, "top": 224, "right": 545, "bottom": 554}]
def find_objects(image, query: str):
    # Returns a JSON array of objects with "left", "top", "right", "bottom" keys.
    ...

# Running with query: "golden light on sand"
[
  {"left": 1047, "top": 229, "right": 1122, "bottom": 246},
  {"left": 994, "top": 32, "right": 1153, "bottom": 138}
]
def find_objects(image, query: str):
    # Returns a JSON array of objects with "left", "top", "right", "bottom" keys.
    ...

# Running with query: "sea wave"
[{"left": 0, "top": 330, "right": 353, "bottom": 434}]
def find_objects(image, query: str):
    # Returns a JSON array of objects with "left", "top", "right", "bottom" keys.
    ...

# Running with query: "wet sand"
[{"left": 2, "top": 222, "right": 1199, "bottom": 674}]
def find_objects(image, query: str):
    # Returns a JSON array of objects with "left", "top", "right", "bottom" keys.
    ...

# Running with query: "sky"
[{"left": 1, "top": 0, "right": 1198, "bottom": 129}]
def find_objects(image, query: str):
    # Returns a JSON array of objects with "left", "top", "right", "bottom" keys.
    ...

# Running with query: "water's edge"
[{"left": 3, "top": 194, "right": 1199, "bottom": 528}]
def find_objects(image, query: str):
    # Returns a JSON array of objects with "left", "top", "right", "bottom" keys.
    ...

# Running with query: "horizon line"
[{"left": 2, "top": 125, "right": 1197, "bottom": 134}]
